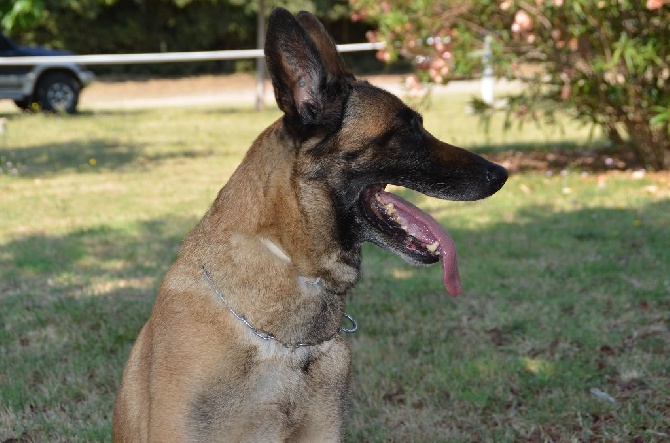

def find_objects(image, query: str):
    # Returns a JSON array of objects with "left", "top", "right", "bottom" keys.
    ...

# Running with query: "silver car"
[{"left": 0, "top": 32, "right": 94, "bottom": 113}]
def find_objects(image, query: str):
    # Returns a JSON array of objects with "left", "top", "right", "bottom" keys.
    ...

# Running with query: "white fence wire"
[{"left": 0, "top": 42, "right": 385, "bottom": 66}]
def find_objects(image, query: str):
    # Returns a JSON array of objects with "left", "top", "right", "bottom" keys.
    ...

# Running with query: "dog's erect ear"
[
  {"left": 265, "top": 8, "right": 351, "bottom": 132},
  {"left": 295, "top": 11, "right": 354, "bottom": 83}
]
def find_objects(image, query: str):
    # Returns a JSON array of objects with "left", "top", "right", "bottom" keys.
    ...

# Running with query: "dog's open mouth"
[{"left": 360, "top": 184, "right": 461, "bottom": 296}]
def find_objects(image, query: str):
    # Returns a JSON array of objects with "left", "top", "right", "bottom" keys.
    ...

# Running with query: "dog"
[{"left": 113, "top": 8, "right": 507, "bottom": 442}]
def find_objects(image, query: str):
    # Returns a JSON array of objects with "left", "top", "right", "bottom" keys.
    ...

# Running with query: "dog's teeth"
[
  {"left": 384, "top": 203, "right": 396, "bottom": 214},
  {"left": 426, "top": 241, "right": 440, "bottom": 253},
  {"left": 400, "top": 224, "right": 408, "bottom": 232}
]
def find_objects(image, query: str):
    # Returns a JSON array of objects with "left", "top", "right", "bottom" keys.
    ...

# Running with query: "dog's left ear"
[
  {"left": 295, "top": 11, "right": 354, "bottom": 83},
  {"left": 265, "top": 8, "right": 351, "bottom": 132}
]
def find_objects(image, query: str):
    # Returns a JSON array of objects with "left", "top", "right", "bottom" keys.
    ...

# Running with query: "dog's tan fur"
[
  {"left": 113, "top": 119, "right": 357, "bottom": 441},
  {"left": 113, "top": 9, "right": 506, "bottom": 442}
]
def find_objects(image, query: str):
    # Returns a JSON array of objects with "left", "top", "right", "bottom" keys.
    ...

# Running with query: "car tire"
[{"left": 35, "top": 72, "right": 80, "bottom": 114}]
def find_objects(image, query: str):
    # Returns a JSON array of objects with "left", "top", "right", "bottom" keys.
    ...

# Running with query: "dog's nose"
[{"left": 486, "top": 163, "right": 508, "bottom": 193}]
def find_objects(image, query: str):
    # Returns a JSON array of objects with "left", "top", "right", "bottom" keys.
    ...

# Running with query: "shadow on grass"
[
  {"left": 0, "top": 139, "right": 215, "bottom": 177},
  {"left": 0, "top": 216, "right": 196, "bottom": 440},
  {"left": 76, "top": 107, "right": 263, "bottom": 117},
  {"left": 1, "top": 200, "right": 669, "bottom": 441},
  {"left": 355, "top": 198, "right": 670, "bottom": 322},
  {"left": 1, "top": 139, "right": 142, "bottom": 176},
  {"left": 350, "top": 198, "right": 670, "bottom": 441},
  {"left": 467, "top": 140, "right": 641, "bottom": 173},
  {"left": 0, "top": 105, "right": 273, "bottom": 120}
]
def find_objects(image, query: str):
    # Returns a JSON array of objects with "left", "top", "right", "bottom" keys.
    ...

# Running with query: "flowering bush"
[{"left": 351, "top": 0, "right": 670, "bottom": 170}]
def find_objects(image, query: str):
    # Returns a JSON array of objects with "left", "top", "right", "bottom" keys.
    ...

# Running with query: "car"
[{"left": 0, "top": 31, "right": 94, "bottom": 113}]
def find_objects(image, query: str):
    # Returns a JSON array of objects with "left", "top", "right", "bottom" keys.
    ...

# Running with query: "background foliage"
[
  {"left": 350, "top": 0, "right": 670, "bottom": 170},
  {"left": 0, "top": 0, "right": 380, "bottom": 75}
]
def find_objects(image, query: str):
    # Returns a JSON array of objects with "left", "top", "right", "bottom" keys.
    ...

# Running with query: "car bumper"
[{"left": 79, "top": 69, "right": 95, "bottom": 88}]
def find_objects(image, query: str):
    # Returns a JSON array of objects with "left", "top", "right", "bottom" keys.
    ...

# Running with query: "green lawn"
[{"left": 1, "top": 95, "right": 668, "bottom": 442}]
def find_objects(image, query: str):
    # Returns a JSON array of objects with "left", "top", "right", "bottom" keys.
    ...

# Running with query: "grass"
[{"left": 1, "top": 94, "right": 669, "bottom": 442}]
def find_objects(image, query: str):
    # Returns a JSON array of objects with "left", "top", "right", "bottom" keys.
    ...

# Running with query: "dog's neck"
[
  {"left": 199, "top": 261, "right": 356, "bottom": 349},
  {"left": 193, "top": 122, "right": 360, "bottom": 291},
  {"left": 180, "top": 121, "right": 360, "bottom": 344}
]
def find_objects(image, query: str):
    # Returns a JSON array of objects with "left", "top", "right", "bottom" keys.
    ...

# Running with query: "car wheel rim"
[{"left": 46, "top": 83, "right": 75, "bottom": 111}]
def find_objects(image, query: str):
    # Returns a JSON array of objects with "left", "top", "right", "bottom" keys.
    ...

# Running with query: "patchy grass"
[{"left": 1, "top": 95, "right": 669, "bottom": 442}]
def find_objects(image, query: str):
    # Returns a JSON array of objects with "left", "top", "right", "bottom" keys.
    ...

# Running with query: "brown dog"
[{"left": 113, "top": 8, "right": 507, "bottom": 442}]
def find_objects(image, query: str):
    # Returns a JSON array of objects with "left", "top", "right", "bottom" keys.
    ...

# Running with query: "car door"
[{"left": 0, "top": 34, "right": 32, "bottom": 99}]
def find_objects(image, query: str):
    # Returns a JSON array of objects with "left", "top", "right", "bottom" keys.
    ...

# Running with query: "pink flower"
[
  {"left": 647, "top": 0, "right": 670, "bottom": 9},
  {"left": 380, "top": 1, "right": 391, "bottom": 13},
  {"left": 405, "top": 75, "right": 419, "bottom": 89},
  {"left": 513, "top": 10, "right": 533, "bottom": 33}
]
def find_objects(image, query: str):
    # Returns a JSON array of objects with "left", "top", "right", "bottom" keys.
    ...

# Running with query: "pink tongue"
[{"left": 376, "top": 191, "right": 461, "bottom": 296}]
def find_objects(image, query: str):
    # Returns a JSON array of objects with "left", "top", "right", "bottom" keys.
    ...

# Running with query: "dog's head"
[{"left": 265, "top": 8, "right": 507, "bottom": 295}]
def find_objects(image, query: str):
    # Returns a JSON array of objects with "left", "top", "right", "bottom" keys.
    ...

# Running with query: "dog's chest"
[{"left": 187, "top": 342, "right": 337, "bottom": 439}]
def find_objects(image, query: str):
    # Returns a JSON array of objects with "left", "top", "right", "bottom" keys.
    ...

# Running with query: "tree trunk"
[{"left": 625, "top": 121, "right": 670, "bottom": 170}]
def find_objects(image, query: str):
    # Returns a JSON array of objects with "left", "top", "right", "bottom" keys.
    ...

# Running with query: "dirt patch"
[
  {"left": 79, "top": 73, "right": 409, "bottom": 109},
  {"left": 84, "top": 73, "right": 258, "bottom": 101},
  {"left": 84, "top": 73, "right": 412, "bottom": 99},
  {"left": 486, "top": 146, "right": 643, "bottom": 173}
]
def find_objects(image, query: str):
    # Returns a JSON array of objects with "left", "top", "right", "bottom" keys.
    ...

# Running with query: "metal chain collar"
[{"left": 200, "top": 264, "right": 357, "bottom": 349}]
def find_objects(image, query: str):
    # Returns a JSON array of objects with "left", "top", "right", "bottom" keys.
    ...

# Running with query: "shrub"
[
  {"left": 1, "top": 0, "right": 374, "bottom": 77},
  {"left": 351, "top": 0, "right": 670, "bottom": 170}
]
